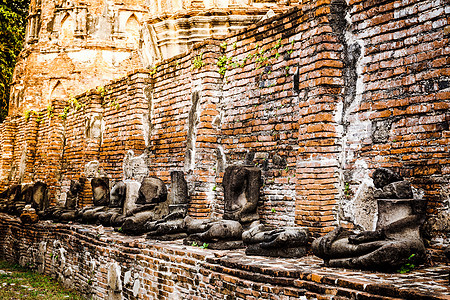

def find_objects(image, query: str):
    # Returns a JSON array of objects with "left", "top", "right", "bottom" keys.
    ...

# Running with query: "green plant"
[
  {"left": 58, "top": 106, "right": 70, "bottom": 120},
  {"left": 68, "top": 94, "right": 85, "bottom": 111},
  {"left": 192, "top": 242, "right": 198, "bottom": 247},
  {"left": 96, "top": 86, "right": 107, "bottom": 98},
  {"left": 397, "top": 254, "right": 417, "bottom": 273},
  {"left": 0, "top": 1, "right": 29, "bottom": 122},
  {"left": 149, "top": 65, "right": 157, "bottom": 75},
  {"left": 47, "top": 105, "right": 54, "bottom": 118},
  {"left": 217, "top": 55, "right": 230, "bottom": 75},
  {"left": 212, "top": 185, "right": 217, "bottom": 191},
  {"left": 192, "top": 53, "right": 205, "bottom": 69},
  {"left": 200, "top": 243, "right": 209, "bottom": 249},
  {"left": 117, "top": 227, "right": 123, "bottom": 233},
  {"left": 220, "top": 41, "right": 227, "bottom": 49},
  {"left": 0, "top": 259, "right": 85, "bottom": 299},
  {"left": 344, "top": 182, "right": 350, "bottom": 197},
  {"left": 108, "top": 99, "right": 120, "bottom": 110},
  {"left": 271, "top": 208, "right": 276, "bottom": 213},
  {"left": 272, "top": 38, "right": 282, "bottom": 50},
  {"left": 35, "top": 111, "right": 42, "bottom": 123},
  {"left": 24, "top": 109, "right": 32, "bottom": 121}
]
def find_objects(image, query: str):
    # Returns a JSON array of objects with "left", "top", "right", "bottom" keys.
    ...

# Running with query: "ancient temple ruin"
[{"left": 0, "top": 0, "right": 449, "bottom": 298}]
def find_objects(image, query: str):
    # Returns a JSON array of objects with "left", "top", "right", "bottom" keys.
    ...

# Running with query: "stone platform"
[{"left": 0, "top": 213, "right": 448, "bottom": 300}]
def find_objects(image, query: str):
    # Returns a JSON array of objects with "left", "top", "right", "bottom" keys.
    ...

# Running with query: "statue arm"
[
  {"left": 348, "top": 230, "right": 385, "bottom": 244},
  {"left": 126, "top": 204, "right": 156, "bottom": 217}
]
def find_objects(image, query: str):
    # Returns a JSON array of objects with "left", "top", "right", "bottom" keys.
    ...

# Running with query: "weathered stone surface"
[
  {"left": 109, "top": 181, "right": 126, "bottom": 208},
  {"left": 122, "top": 181, "right": 141, "bottom": 217},
  {"left": 0, "top": 185, "right": 21, "bottom": 215},
  {"left": 245, "top": 244, "right": 307, "bottom": 258},
  {"left": 0, "top": 0, "right": 448, "bottom": 267},
  {"left": 243, "top": 224, "right": 309, "bottom": 258},
  {"left": 223, "top": 165, "right": 261, "bottom": 223},
  {"left": 372, "top": 168, "right": 403, "bottom": 189},
  {"left": 20, "top": 205, "right": 39, "bottom": 224},
  {"left": 107, "top": 262, "right": 122, "bottom": 300},
  {"left": 85, "top": 161, "right": 101, "bottom": 178},
  {"left": 123, "top": 150, "right": 150, "bottom": 183},
  {"left": 136, "top": 177, "right": 167, "bottom": 205},
  {"left": 169, "top": 171, "right": 189, "bottom": 207},
  {"left": 1, "top": 213, "right": 449, "bottom": 300},
  {"left": 0, "top": 182, "right": 49, "bottom": 218},
  {"left": 121, "top": 177, "right": 169, "bottom": 235},
  {"left": 32, "top": 181, "right": 49, "bottom": 213},
  {"left": 145, "top": 171, "right": 189, "bottom": 239},
  {"left": 183, "top": 166, "right": 262, "bottom": 249},
  {"left": 91, "top": 177, "right": 109, "bottom": 207},
  {"left": 373, "top": 180, "right": 414, "bottom": 199},
  {"left": 65, "top": 180, "right": 82, "bottom": 210},
  {"left": 312, "top": 169, "right": 427, "bottom": 271},
  {"left": 95, "top": 181, "right": 127, "bottom": 226}
]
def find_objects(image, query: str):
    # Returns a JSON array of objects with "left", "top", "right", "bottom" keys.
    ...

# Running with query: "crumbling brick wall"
[
  {"left": 341, "top": 0, "right": 449, "bottom": 239},
  {"left": 0, "top": 0, "right": 448, "bottom": 244}
]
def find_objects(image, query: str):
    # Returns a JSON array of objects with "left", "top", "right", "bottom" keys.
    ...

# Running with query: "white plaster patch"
[
  {"left": 351, "top": 159, "right": 370, "bottom": 183},
  {"left": 344, "top": 10, "right": 366, "bottom": 120},
  {"left": 107, "top": 262, "right": 122, "bottom": 292},
  {"left": 141, "top": 114, "right": 150, "bottom": 147},
  {"left": 123, "top": 180, "right": 141, "bottom": 216},
  {"left": 132, "top": 279, "right": 140, "bottom": 297},
  {"left": 124, "top": 270, "right": 132, "bottom": 286},
  {"left": 37, "top": 53, "right": 59, "bottom": 63},
  {"left": 102, "top": 51, "right": 131, "bottom": 67},
  {"left": 67, "top": 50, "right": 97, "bottom": 63}
]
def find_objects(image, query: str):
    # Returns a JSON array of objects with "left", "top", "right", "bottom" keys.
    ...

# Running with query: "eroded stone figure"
[
  {"left": 0, "top": 181, "right": 48, "bottom": 222},
  {"left": 32, "top": 182, "right": 49, "bottom": 215},
  {"left": 20, "top": 204, "right": 39, "bottom": 224},
  {"left": 79, "top": 177, "right": 110, "bottom": 223},
  {"left": 120, "top": 176, "right": 169, "bottom": 234},
  {"left": 45, "top": 180, "right": 82, "bottom": 222},
  {"left": 183, "top": 165, "right": 261, "bottom": 250},
  {"left": 97, "top": 181, "right": 127, "bottom": 226},
  {"left": 243, "top": 224, "right": 309, "bottom": 258},
  {"left": 0, "top": 184, "right": 22, "bottom": 215},
  {"left": 145, "top": 171, "right": 190, "bottom": 240},
  {"left": 312, "top": 168, "right": 427, "bottom": 271},
  {"left": 80, "top": 180, "right": 127, "bottom": 226}
]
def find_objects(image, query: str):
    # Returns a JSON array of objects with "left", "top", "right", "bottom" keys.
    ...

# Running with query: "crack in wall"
[{"left": 329, "top": 0, "right": 368, "bottom": 227}]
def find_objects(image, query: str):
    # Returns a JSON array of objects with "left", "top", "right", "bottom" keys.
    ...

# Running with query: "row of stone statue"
[{"left": 0, "top": 167, "right": 427, "bottom": 272}]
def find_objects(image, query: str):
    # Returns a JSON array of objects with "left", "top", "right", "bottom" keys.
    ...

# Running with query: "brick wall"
[
  {"left": 1, "top": 214, "right": 447, "bottom": 300},
  {"left": 0, "top": 0, "right": 448, "bottom": 241},
  {"left": 341, "top": 0, "right": 449, "bottom": 237}
]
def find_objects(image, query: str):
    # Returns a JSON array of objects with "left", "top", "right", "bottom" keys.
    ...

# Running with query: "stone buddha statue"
[
  {"left": 183, "top": 165, "right": 262, "bottom": 249},
  {"left": 312, "top": 168, "right": 427, "bottom": 271},
  {"left": 145, "top": 171, "right": 190, "bottom": 240},
  {"left": 79, "top": 177, "right": 110, "bottom": 223},
  {"left": 120, "top": 176, "right": 169, "bottom": 235}
]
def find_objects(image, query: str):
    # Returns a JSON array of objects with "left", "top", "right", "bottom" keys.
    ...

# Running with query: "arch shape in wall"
[
  {"left": 49, "top": 81, "right": 67, "bottom": 104},
  {"left": 124, "top": 14, "right": 140, "bottom": 46},
  {"left": 60, "top": 13, "right": 75, "bottom": 42}
]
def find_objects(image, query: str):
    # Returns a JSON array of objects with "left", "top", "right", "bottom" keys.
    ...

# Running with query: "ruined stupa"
[{"left": 9, "top": 0, "right": 295, "bottom": 116}]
